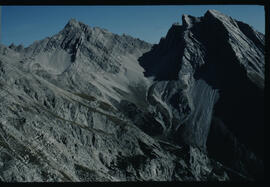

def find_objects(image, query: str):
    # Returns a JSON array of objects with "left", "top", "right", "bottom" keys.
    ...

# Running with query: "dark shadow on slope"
[
  {"left": 192, "top": 17, "right": 264, "bottom": 159},
  {"left": 207, "top": 117, "right": 264, "bottom": 180},
  {"left": 191, "top": 13, "right": 264, "bottom": 180},
  {"left": 138, "top": 24, "right": 185, "bottom": 81}
]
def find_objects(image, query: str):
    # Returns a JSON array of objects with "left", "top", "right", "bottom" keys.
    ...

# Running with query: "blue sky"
[{"left": 1, "top": 5, "right": 265, "bottom": 47}]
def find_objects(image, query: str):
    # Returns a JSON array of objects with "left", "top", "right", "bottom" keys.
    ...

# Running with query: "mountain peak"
[
  {"left": 64, "top": 18, "right": 92, "bottom": 32},
  {"left": 206, "top": 9, "right": 222, "bottom": 15},
  {"left": 204, "top": 9, "right": 235, "bottom": 24},
  {"left": 182, "top": 14, "right": 201, "bottom": 29},
  {"left": 205, "top": 9, "right": 226, "bottom": 18},
  {"left": 65, "top": 18, "right": 81, "bottom": 28}
]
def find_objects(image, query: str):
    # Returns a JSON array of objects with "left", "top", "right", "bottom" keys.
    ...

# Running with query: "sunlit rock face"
[{"left": 0, "top": 9, "right": 264, "bottom": 181}]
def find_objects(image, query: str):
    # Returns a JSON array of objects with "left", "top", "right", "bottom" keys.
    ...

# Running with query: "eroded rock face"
[{"left": 0, "top": 9, "right": 264, "bottom": 181}]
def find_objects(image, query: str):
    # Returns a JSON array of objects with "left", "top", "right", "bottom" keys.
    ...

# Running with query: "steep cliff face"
[
  {"left": 139, "top": 9, "right": 264, "bottom": 179},
  {"left": 0, "top": 9, "right": 264, "bottom": 181}
]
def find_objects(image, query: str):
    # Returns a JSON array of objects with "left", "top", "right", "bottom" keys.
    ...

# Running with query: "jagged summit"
[
  {"left": 141, "top": 9, "right": 264, "bottom": 80},
  {"left": 204, "top": 9, "right": 234, "bottom": 21},
  {"left": 67, "top": 18, "right": 80, "bottom": 26},
  {"left": 63, "top": 18, "right": 112, "bottom": 36},
  {"left": 206, "top": 9, "right": 224, "bottom": 16},
  {"left": 182, "top": 14, "right": 201, "bottom": 28},
  {"left": 180, "top": 9, "right": 228, "bottom": 29},
  {"left": 16, "top": 17, "right": 152, "bottom": 74},
  {"left": 64, "top": 18, "right": 93, "bottom": 32}
]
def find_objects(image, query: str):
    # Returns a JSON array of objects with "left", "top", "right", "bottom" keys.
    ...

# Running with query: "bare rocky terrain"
[{"left": 0, "top": 10, "right": 264, "bottom": 181}]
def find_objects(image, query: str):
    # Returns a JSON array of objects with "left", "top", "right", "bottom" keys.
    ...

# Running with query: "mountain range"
[{"left": 0, "top": 9, "right": 264, "bottom": 181}]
